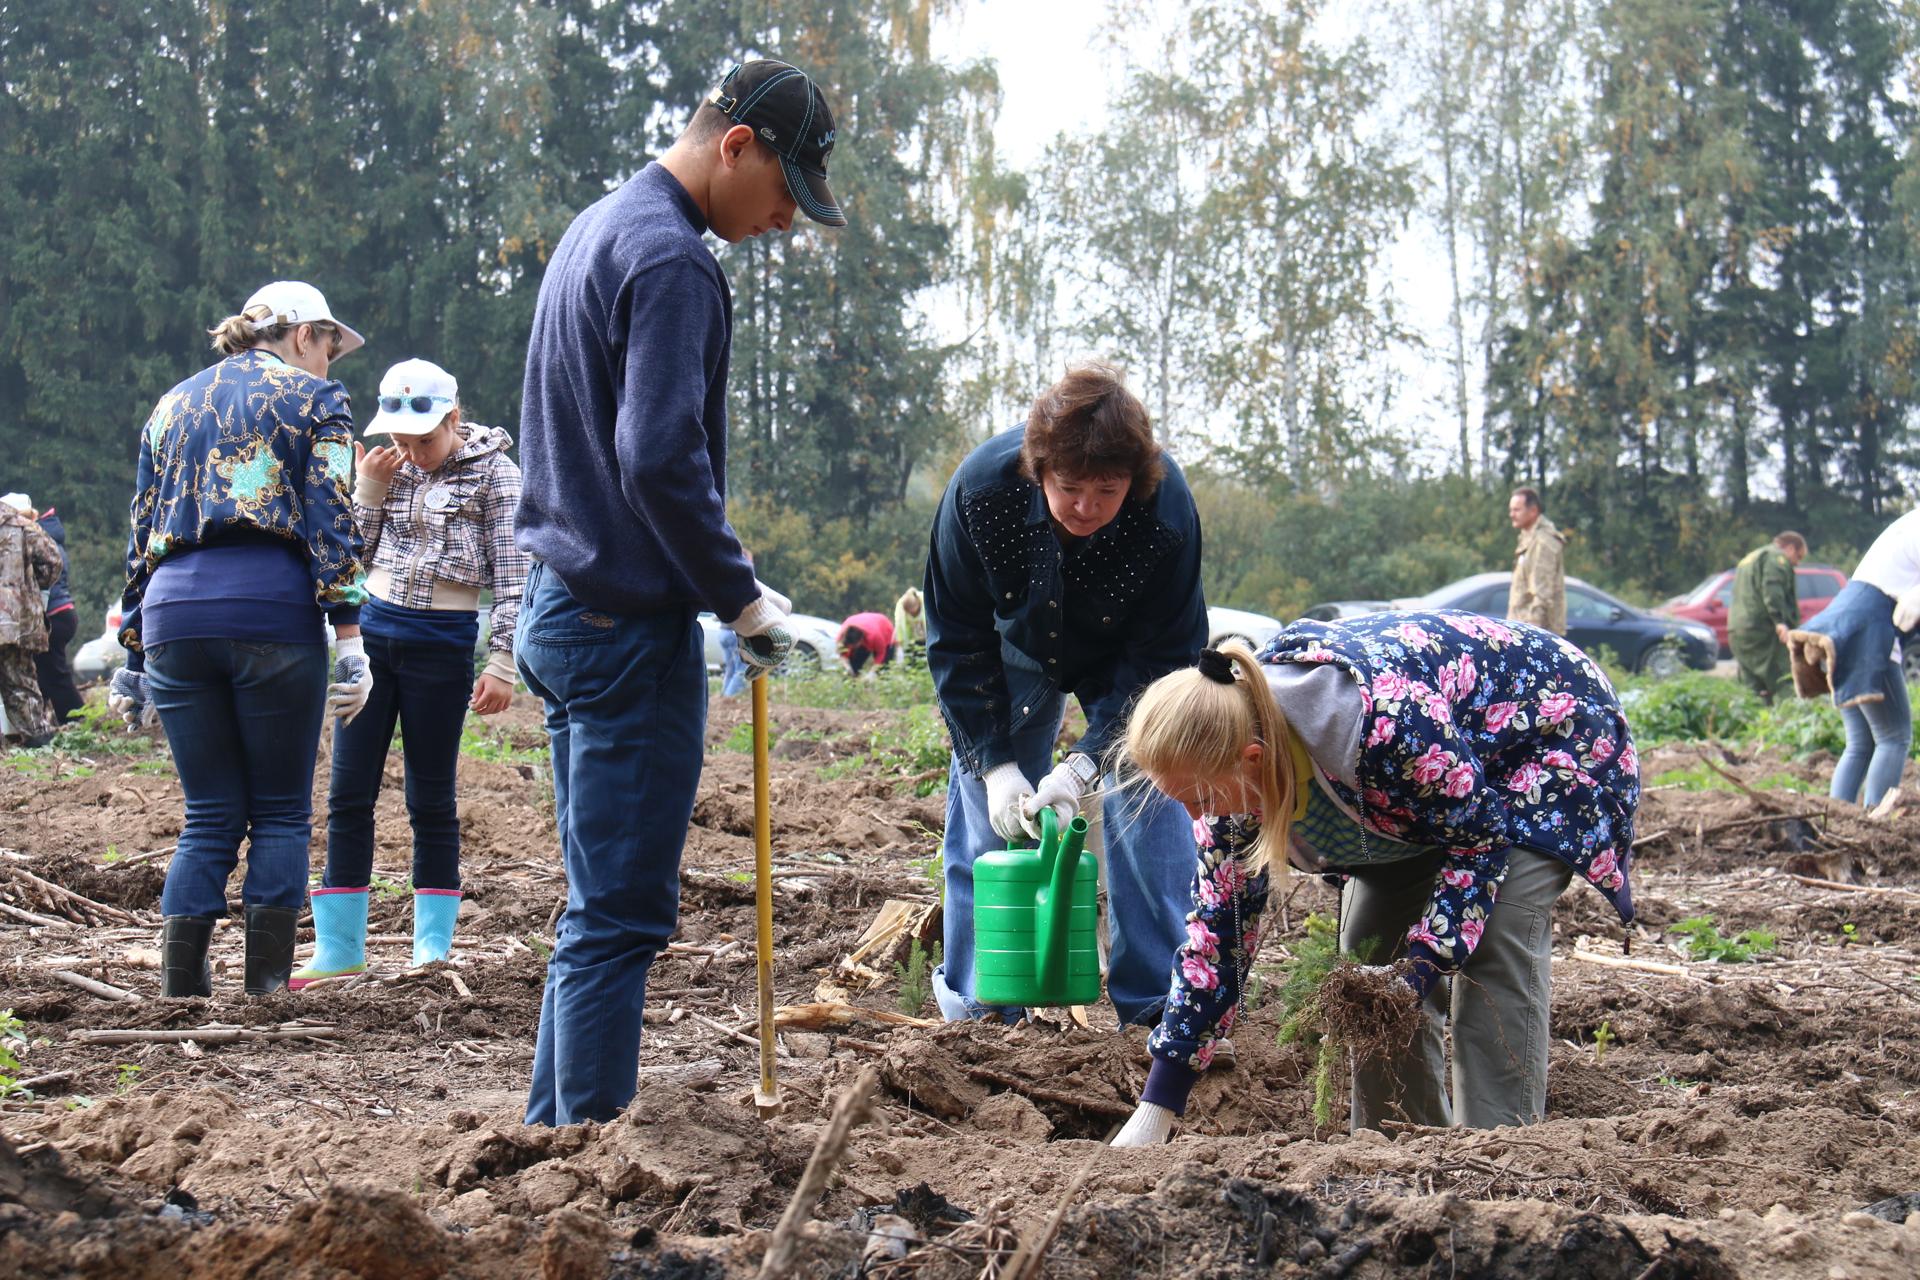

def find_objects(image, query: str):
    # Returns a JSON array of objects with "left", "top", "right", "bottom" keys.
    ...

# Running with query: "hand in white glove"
[
  {"left": 1895, "top": 583, "right": 1920, "bottom": 634},
  {"left": 729, "top": 594, "right": 795, "bottom": 676},
  {"left": 1111, "top": 1101, "right": 1177, "bottom": 1148},
  {"left": 983, "top": 762, "right": 1037, "bottom": 842},
  {"left": 754, "top": 579, "right": 792, "bottom": 615},
  {"left": 1022, "top": 753, "right": 1098, "bottom": 837},
  {"left": 327, "top": 636, "right": 374, "bottom": 724},
  {"left": 107, "top": 668, "right": 157, "bottom": 730}
]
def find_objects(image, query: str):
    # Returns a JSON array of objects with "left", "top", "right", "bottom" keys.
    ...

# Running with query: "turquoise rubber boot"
[
  {"left": 412, "top": 889, "right": 462, "bottom": 966},
  {"left": 290, "top": 888, "right": 368, "bottom": 990}
]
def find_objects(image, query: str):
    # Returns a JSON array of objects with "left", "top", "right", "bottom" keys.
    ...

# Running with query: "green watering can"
[{"left": 973, "top": 807, "right": 1100, "bottom": 1007}]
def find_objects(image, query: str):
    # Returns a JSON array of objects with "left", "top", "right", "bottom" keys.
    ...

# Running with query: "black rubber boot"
[
  {"left": 161, "top": 916, "right": 215, "bottom": 998},
  {"left": 244, "top": 905, "right": 299, "bottom": 996}
]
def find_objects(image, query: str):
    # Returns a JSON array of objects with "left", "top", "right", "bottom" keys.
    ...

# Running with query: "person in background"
[
  {"left": 111, "top": 280, "right": 370, "bottom": 998},
  {"left": 925, "top": 362, "right": 1207, "bottom": 1028},
  {"left": 838, "top": 609, "right": 896, "bottom": 674},
  {"left": 1730, "top": 531, "right": 1805, "bottom": 703},
  {"left": 1790, "top": 509, "right": 1920, "bottom": 810},
  {"left": 1110, "top": 617, "right": 1638, "bottom": 1146},
  {"left": 1507, "top": 486, "right": 1566, "bottom": 635},
  {"left": 1, "top": 495, "right": 82, "bottom": 726},
  {"left": 292, "top": 358, "right": 527, "bottom": 990},
  {"left": 0, "top": 497, "right": 62, "bottom": 748},
  {"left": 513, "top": 58, "right": 841, "bottom": 1125},
  {"left": 893, "top": 586, "right": 927, "bottom": 665}
]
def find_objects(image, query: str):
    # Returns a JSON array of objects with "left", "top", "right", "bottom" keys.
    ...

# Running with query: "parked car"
[
  {"left": 1297, "top": 600, "right": 1393, "bottom": 623},
  {"left": 1397, "top": 572, "right": 1717, "bottom": 677},
  {"left": 1206, "top": 605, "right": 1285, "bottom": 653},
  {"left": 697, "top": 611, "right": 840, "bottom": 676},
  {"left": 1657, "top": 563, "right": 1848, "bottom": 658},
  {"left": 72, "top": 606, "right": 125, "bottom": 683}
]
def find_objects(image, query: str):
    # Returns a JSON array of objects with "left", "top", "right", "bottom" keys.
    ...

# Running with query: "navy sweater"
[{"left": 515, "top": 162, "right": 758, "bottom": 621}]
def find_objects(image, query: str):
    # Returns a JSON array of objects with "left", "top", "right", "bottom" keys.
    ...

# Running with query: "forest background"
[{"left": 5, "top": 0, "right": 1920, "bottom": 625}]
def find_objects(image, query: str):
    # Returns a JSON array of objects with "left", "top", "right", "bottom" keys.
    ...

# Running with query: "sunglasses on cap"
[{"left": 378, "top": 394, "right": 452, "bottom": 414}]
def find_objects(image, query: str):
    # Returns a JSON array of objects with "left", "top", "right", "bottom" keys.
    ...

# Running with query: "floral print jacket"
[
  {"left": 121, "top": 350, "right": 366, "bottom": 658},
  {"left": 1142, "top": 611, "right": 1639, "bottom": 1113}
]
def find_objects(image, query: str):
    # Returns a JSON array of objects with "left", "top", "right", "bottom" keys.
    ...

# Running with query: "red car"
[{"left": 1660, "top": 563, "right": 1848, "bottom": 658}]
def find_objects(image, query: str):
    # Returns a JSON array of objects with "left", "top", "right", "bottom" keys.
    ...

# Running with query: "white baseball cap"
[
  {"left": 367, "top": 359, "right": 459, "bottom": 436},
  {"left": 242, "top": 280, "right": 365, "bottom": 358},
  {"left": 0, "top": 493, "right": 30, "bottom": 512}
]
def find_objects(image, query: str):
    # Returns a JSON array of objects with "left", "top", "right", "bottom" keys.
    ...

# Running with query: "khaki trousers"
[{"left": 1338, "top": 847, "right": 1572, "bottom": 1131}]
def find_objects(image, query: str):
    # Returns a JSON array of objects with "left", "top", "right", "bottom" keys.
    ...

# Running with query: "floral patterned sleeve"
[{"left": 1141, "top": 813, "right": 1269, "bottom": 1116}]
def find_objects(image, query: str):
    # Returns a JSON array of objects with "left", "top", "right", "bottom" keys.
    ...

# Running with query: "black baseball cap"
[{"left": 708, "top": 59, "right": 846, "bottom": 228}]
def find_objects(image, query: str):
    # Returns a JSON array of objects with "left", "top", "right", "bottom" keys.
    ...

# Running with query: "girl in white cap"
[{"left": 292, "top": 358, "right": 528, "bottom": 988}]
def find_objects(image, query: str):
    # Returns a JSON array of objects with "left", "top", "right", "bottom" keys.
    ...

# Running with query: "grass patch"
[
  {"left": 767, "top": 663, "right": 937, "bottom": 712},
  {"left": 1648, "top": 762, "right": 1818, "bottom": 793},
  {"left": 459, "top": 718, "right": 550, "bottom": 767}
]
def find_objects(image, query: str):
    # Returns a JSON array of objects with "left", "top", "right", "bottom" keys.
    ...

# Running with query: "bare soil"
[{"left": 4, "top": 707, "right": 1920, "bottom": 1277}]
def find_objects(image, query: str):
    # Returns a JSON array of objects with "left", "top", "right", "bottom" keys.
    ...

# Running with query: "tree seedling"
[
  {"left": 895, "top": 939, "right": 941, "bottom": 1016},
  {"left": 1673, "top": 915, "right": 1775, "bottom": 963},
  {"left": 0, "top": 1010, "right": 26, "bottom": 1099},
  {"left": 1592, "top": 1020, "right": 1614, "bottom": 1065}
]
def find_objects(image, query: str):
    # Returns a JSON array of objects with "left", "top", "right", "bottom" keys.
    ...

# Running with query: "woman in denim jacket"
[
  {"left": 1110, "top": 614, "right": 1638, "bottom": 1145},
  {"left": 294, "top": 358, "right": 528, "bottom": 988},
  {"left": 924, "top": 363, "right": 1207, "bottom": 1026},
  {"left": 110, "top": 281, "right": 370, "bottom": 998}
]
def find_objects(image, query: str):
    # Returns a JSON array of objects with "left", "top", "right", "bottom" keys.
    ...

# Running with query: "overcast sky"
[{"left": 939, "top": 0, "right": 1462, "bottom": 466}]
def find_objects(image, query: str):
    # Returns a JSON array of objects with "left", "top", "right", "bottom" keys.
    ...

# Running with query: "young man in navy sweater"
[{"left": 514, "top": 59, "right": 846, "bottom": 1125}]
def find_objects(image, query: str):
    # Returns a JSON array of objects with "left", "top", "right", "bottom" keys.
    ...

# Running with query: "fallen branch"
[
  {"left": 1787, "top": 873, "right": 1920, "bottom": 898},
  {"left": 1693, "top": 754, "right": 1769, "bottom": 804},
  {"left": 1, "top": 865, "right": 140, "bottom": 925},
  {"left": 48, "top": 970, "right": 140, "bottom": 1002},
  {"left": 964, "top": 1066, "right": 1136, "bottom": 1119},
  {"left": 1630, "top": 829, "right": 1672, "bottom": 849},
  {"left": 69, "top": 1024, "right": 340, "bottom": 1046},
  {"left": 1562, "top": 948, "right": 1702, "bottom": 980},
  {"left": 756, "top": 1066, "right": 880, "bottom": 1280},
  {"left": 115, "top": 844, "right": 175, "bottom": 867},
  {"left": 0, "top": 901, "right": 69, "bottom": 928}
]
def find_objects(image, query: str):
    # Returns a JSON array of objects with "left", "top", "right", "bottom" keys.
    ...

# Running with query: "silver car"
[{"left": 698, "top": 611, "right": 840, "bottom": 675}]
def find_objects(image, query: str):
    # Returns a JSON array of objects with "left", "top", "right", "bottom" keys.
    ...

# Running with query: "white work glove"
[
  {"left": 754, "top": 579, "right": 792, "bottom": 615},
  {"left": 107, "top": 668, "right": 157, "bottom": 730},
  {"left": 1022, "top": 753, "right": 1098, "bottom": 837},
  {"left": 1894, "top": 583, "right": 1920, "bottom": 633},
  {"left": 728, "top": 593, "right": 793, "bottom": 676},
  {"left": 1111, "top": 1101, "right": 1177, "bottom": 1148},
  {"left": 983, "top": 762, "right": 1037, "bottom": 842},
  {"left": 327, "top": 636, "right": 374, "bottom": 724}
]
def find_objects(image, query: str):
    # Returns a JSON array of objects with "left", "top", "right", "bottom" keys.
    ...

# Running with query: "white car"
[
  {"left": 1206, "top": 605, "right": 1285, "bottom": 654},
  {"left": 698, "top": 611, "right": 840, "bottom": 675},
  {"left": 72, "top": 607, "right": 127, "bottom": 683}
]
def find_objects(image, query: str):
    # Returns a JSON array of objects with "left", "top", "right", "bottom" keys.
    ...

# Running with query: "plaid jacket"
[
  {"left": 353, "top": 423, "right": 527, "bottom": 675},
  {"left": 122, "top": 350, "right": 365, "bottom": 659}
]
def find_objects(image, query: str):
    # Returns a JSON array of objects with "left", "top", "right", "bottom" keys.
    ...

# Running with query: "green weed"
[
  {"left": 458, "top": 719, "right": 550, "bottom": 766},
  {"left": 1673, "top": 915, "right": 1776, "bottom": 963},
  {"left": 719, "top": 722, "right": 755, "bottom": 754},
  {"left": 100, "top": 844, "right": 122, "bottom": 864},
  {"left": 370, "top": 874, "right": 410, "bottom": 901},
  {"left": 1592, "top": 1020, "right": 1614, "bottom": 1065},
  {"left": 895, "top": 939, "right": 942, "bottom": 1016},
  {"left": 1648, "top": 763, "right": 1817, "bottom": 793},
  {"left": 0, "top": 1011, "right": 27, "bottom": 1098},
  {"left": 525, "top": 934, "right": 551, "bottom": 959},
  {"left": 114, "top": 1063, "right": 142, "bottom": 1095}
]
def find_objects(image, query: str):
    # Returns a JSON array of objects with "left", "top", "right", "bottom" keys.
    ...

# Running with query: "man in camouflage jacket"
[
  {"left": 1507, "top": 486, "right": 1566, "bottom": 635},
  {"left": 0, "top": 503, "right": 62, "bottom": 746}
]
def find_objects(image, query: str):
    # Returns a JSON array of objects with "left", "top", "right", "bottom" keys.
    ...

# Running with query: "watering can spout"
[{"left": 1034, "top": 809, "right": 1090, "bottom": 990}]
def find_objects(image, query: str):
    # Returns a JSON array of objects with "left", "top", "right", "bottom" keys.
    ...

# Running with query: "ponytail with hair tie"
[{"left": 1196, "top": 647, "right": 1235, "bottom": 684}]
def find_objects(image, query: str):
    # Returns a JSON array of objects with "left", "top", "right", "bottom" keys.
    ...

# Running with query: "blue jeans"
[
  {"left": 516, "top": 562, "right": 707, "bottom": 1125},
  {"left": 147, "top": 638, "right": 328, "bottom": 918},
  {"left": 325, "top": 634, "right": 472, "bottom": 890},
  {"left": 719, "top": 627, "right": 746, "bottom": 698},
  {"left": 932, "top": 693, "right": 1196, "bottom": 1026},
  {"left": 1833, "top": 661, "right": 1912, "bottom": 809}
]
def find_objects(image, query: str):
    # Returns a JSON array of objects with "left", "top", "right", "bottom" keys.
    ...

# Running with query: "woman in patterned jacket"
[
  {"left": 1108, "top": 613, "right": 1639, "bottom": 1145},
  {"left": 293, "top": 358, "right": 528, "bottom": 988},
  {"left": 110, "top": 281, "right": 371, "bottom": 998}
]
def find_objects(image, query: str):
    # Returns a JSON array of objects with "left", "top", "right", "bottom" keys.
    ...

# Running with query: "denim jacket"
[
  {"left": 924, "top": 427, "right": 1206, "bottom": 774},
  {"left": 121, "top": 350, "right": 366, "bottom": 657}
]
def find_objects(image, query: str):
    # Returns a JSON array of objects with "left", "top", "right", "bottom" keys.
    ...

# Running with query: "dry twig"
[{"left": 756, "top": 1066, "right": 879, "bottom": 1279}]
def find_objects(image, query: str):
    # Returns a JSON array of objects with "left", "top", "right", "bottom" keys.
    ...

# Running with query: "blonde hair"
[
  {"left": 1119, "top": 641, "right": 1300, "bottom": 884},
  {"left": 207, "top": 306, "right": 340, "bottom": 357}
]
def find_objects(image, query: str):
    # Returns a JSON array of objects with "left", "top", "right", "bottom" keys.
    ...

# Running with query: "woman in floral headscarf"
[{"left": 1108, "top": 611, "right": 1639, "bottom": 1146}]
